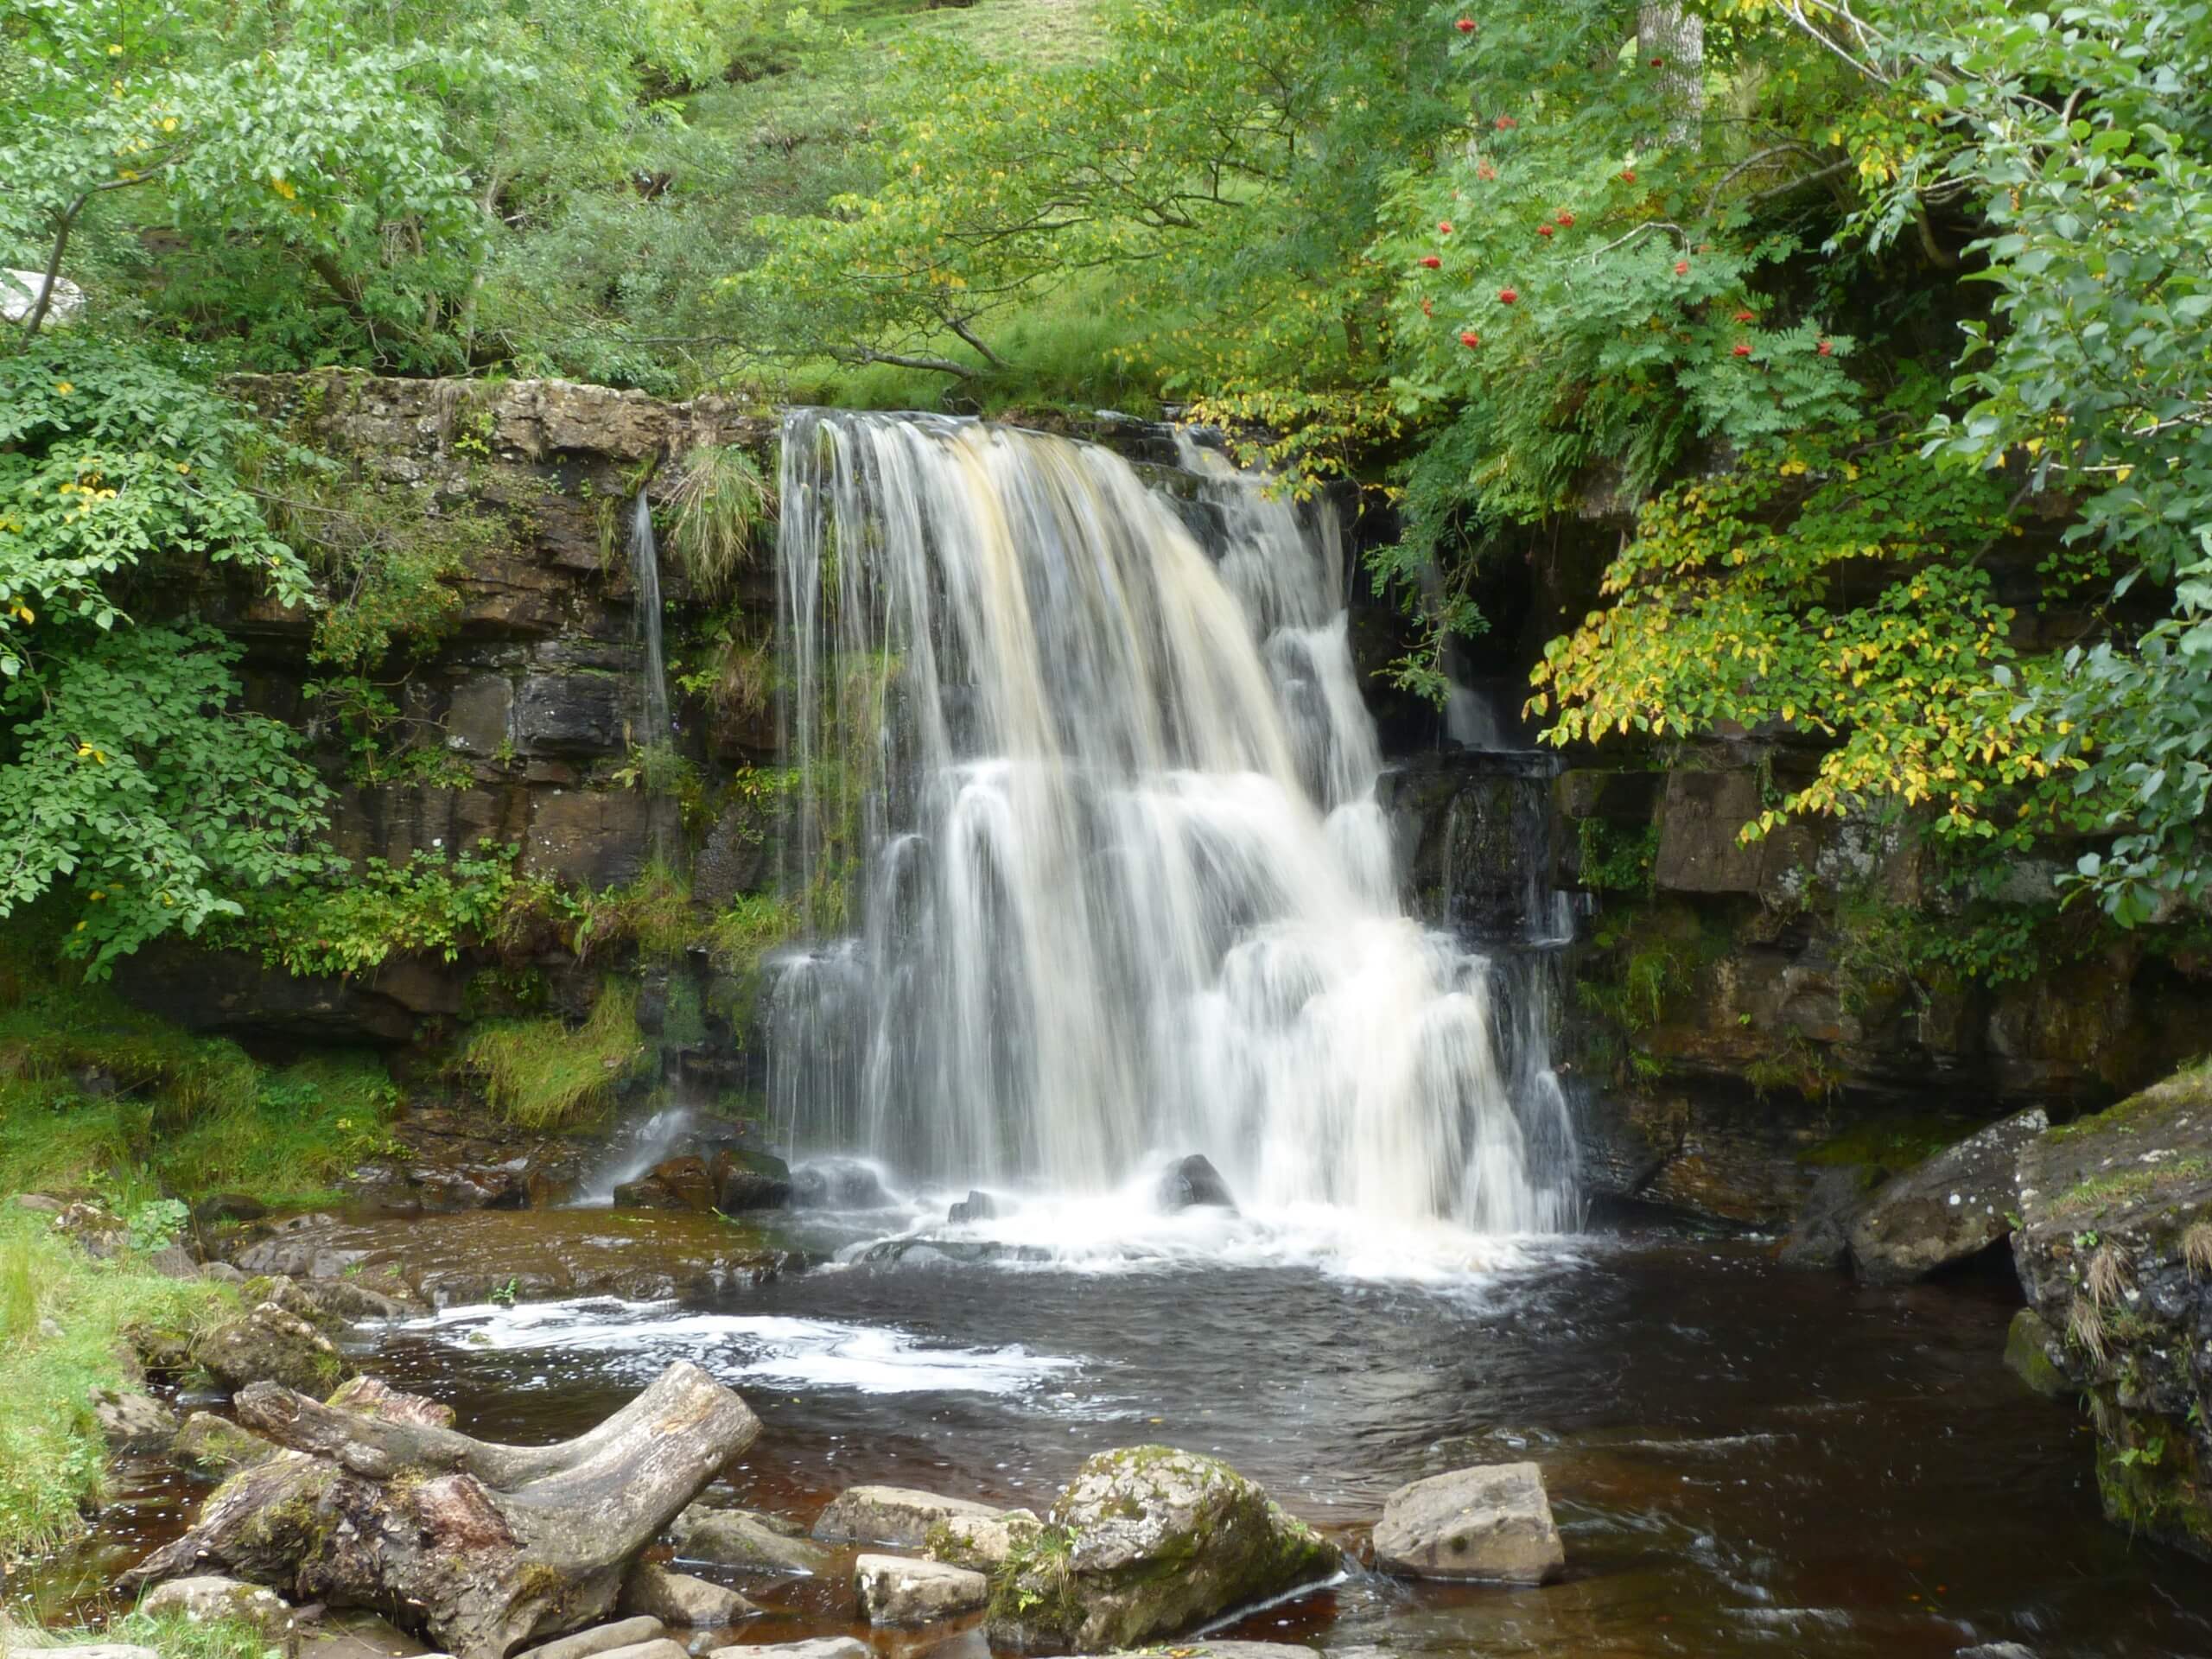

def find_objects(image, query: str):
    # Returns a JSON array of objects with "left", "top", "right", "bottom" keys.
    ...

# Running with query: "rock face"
[
  {"left": 1847, "top": 1109, "right": 2048, "bottom": 1284},
  {"left": 672, "top": 1506, "right": 835, "bottom": 1577},
  {"left": 947, "top": 1190, "right": 997, "bottom": 1225},
  {"left": 813, "top": 1486, "right": 1005, "bottom": 1547},
  {"left": 987, "top": 1446, "right": 1338, "bottom": 1653},
  {"left": 2012, "top": 1068, "right": 2212, "bottom": 1559},
  {"left": 1370, "top": 1463, "right": 1565, "bottom": 1585},
  {"left": 853, "top": 1554, "right": 988, "bottom": 1625},
  {"left": 789, "top": 1160, "right": 893, "bottom": 1211},
  {"left": 1158, "top": 1154, "right": 1236, "bottom": 1212}
]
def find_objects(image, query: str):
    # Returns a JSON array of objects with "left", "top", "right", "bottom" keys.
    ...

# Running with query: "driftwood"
[{"left": 125, "top": 1364, "right": 759, "bottom": 1659}]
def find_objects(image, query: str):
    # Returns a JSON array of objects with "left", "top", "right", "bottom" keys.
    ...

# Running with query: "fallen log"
[{"left": 124, "top": 1363, "right": 760, "bottom": 1659}]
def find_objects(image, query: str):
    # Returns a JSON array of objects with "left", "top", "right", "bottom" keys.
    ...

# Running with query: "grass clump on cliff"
[
  {"left": 665, "top": 444, "right": 774, "bottom": 601},
  {"left": 0, "top": 1211, "right": 235, "bottom": 1561},
  {"left": 462, "top": 981, "right": 648, "bottom": 1129}
]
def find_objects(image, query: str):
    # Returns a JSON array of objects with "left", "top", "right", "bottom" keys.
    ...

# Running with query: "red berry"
[
  {"left": 1538, "top": 224, "right": 1554, "bottom": 238},
  {"left": 1675, "top": 259, "right": 1689, "bottom": 275},
  {"left": 1439, "top": 220, "right": 1453, "bottom": 235},
  {"left": 1556, "top": 210, "right": 1575, "bottom": 226},
  {"left": 1497, "top": 287, "right": 1518, "bottom": 304},
  {"left": 1649, "top": 56, "right": 1664, "bottom": 67},
  {"left": 1816, "top": 340, "right": 1834, "bottom": 356},
  {"left": 1477, "top": 162, "right": 1497, "bottom": 181},
  {"left": 1456, "top": 16, "right": 1476, "bottom": 31},
  {"left": 1421, "top": 297, "right": 1434, "bottom": 316},
  {"left": 1620, "top": 168, "right": 1637, "bottom": 183},
  {"left": 1494, "top": 115, "right": 1517, "bottom": 130},
  {"left": 1732, "top": 342, "right": 1752, "bottom": 357},
  {"left": 1732, "top": 309, "right": 1755, "bottom": 323},
  {"left": 1420, "top": 255, "right": 1441, "bottom": 269},
  {"left": 1460, "top": 330, "right": 1482, "bottom": 347}
]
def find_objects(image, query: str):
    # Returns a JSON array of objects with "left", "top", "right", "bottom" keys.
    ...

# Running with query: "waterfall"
[
  {"left": 628, "top": 493, "right": 681, "bottom": 867},
  {"left": 767, "top": 410, "right": 1576, "bottom": 1234}
]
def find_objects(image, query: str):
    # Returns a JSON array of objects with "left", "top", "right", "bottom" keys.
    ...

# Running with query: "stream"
[{"left": 32, "top": 1204, "right": 2212, "bottom": 1659}]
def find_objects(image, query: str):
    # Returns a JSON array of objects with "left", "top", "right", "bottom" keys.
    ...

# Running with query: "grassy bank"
[
  {"left": 2, "top": 1611, "right": 272, "bottom": 1659},
  {"left": 0, "top": 1212, "right": 234, "bottom": 1560}
]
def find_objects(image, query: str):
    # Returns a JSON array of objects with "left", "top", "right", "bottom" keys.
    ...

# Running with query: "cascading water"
[
  {"left": 767, "top": 410, "right": 1575, "bottom": 1236},
  {"left": 628, "top": 493, "right": 681, "bottom": 867}
]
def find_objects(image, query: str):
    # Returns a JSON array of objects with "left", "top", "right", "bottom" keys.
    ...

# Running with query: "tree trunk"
[
  {"left": 124, "top": 1365, "right": 759, "bottom": 1659},
  {"left": 1637, "top": 3, "right": 1707, "bottom": 146}
]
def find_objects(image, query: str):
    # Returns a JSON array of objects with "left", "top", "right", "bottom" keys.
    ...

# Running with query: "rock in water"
[
  {"left": 947, "top": 1190, "right": 997, "bottom": 1225},
  {"left": 1847, "top": 1109, "right": 2048, "bottom": 1285},
  {"left": 140, "top": 1576, "right": 299, "bottom": 1642},
  {"left": 789, "top": 1159, "right": 892, "bottom": 1211},
  {"left": 924, "top": 1507, "right": 1042, "bottom": 1571},
  {"left": 512, "top": 1618, "right": 666, "bottom": 1659},
  {"left": 672, "top": 1505, "right": 835, "bottom": 1576},
  {"left": 194, "top": 1302, "right": 355, "bottom": 1396},
  {"left": 91, "top": 1386, "right": 177, "bottom": 1452},
  {"left": 986, "top": 1446, "right": 1337, "bottom": 1652},
  {"left": 854, "top": 1554, "right": 988, "bottom": 1625},
  {"left": 620, "top": 1563, "right": 760, "bottom": 1626},
  {"left": 1371, "top": 1463, "right": 1564, "bottom": 1585},
  {"left": 712, "top": 1149, "right": 793, "bottom": 1215},
  {"left": 1158, "top": 1154, "right": 1236, "bottom": 1212},
  {"left": 171, "top": 1412, "right": 279, "bottom": 1478},
  {"left": 706, "top": 1643, "right": 869, "bottom": 1659},
  {"left": 2012, "top": 1069, "right": 2212, "bottom": 1560},
  {"left": 812, "top": 1485, "right": 1005, "bottom": 1547}
]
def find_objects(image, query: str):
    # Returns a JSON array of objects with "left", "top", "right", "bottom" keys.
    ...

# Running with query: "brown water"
[{"left": 26, "top": 1212, "right": 2212, "bottom": 1658}]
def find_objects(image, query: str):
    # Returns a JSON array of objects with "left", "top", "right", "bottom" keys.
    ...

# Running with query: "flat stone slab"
[
  {"left": 855, "top": 1554, "right": 989, "bottom": 1626},
  {"left": 301, "top": 1610, "right": 434, "bottom": 1659},
  {"left": 1847, "top": 1109, "right": 2048, "bottom": 1285},
  {"left": 812, "top": 1484, "right": 1004, "bottom": 1546},
  {"left": 1372, "top": 1462, "right": 1565, "bottom": 1584},
  {"left": 673, "top": 1504, "right": 836, "bottom": 1576},
  {"left": 706, "top": 1643, "right": 870, "bottom": 1659},
  {"left": 512, "top": 1618, "right": 665, "bottom": 1659},
  {"left": 140, "top": 1575, "right": 298, "bottom": 1640},
  {"left": 925, "top": 1506, "right": 1042, "bottom": 1570},
  {"left": 619, "top": 1563, "right": 759, "bottom": 1627},
  {"left": 1067, "top": 1648, "right": 1319, "bottom": 1659}
]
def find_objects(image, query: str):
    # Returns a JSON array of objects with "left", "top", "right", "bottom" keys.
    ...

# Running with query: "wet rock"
[
  {"left": 194, "top": 1303, "right": 354, "bottom": 1396},
  {"left": 1955, "top": 1646, "right": 2039, "bottom": 1659},
  {"left": 615, "top": 1157, "right": 716, "bottom": 1213},
  {"left": 2012, "top": 1068, "right": 2212, "bottom": 1560},
  {"left": 947, "top": 1190, "right": 997, "bottom": 1225},
  {"left": 924, "top": 1507, "right": 1041, "bottom": 1571},
  {"left": 576, "top": 1641, "right": 683, "bottom": 1659},
  {"left": 812, "top": 1486, "right": 1004, "bottom": 1548},
  {"left": 713, "top": 1149, "right": 793, "bottom": 1215},
  {"left": 234, "top": 1215, "right": 350, "bottom": 1280},
  {"left": 2003, "top": 1309, "right": 2069, "bottom": 1400},
  {"left": 1065, "top": 1649, "right": 1318, "bottom": 1659},
  {"left": 790, "top": 1159, "right": 893, "bottom": 1211},
  {"left": 1776, "top": 1166, "right": 1875, "bottom": 1270},
  {"left": 705, "top": 1643, "right": 868, "bottom": 1659},
  {"left": 1847, "top": 1109, "right": 2047, "bottom": 1284},
  {"left": 987, "top": 1446, "right": 1338, "bottom": 1652},
  {"left": 91, "top": 1385, "right": 176, "bottom": 1452},
  {"left": 672, "top": 1505, "right": 835, "bottom": 1577},
  {"left": 57, "top": 1647, "right": 161, "bottom": 1659},
  {"left": 854, "top": 1238, "right": 1050, "bottom": 1268},
  {"left": 512, "top": 1618, "right": 666, "bottom": 1659},
  {"left": 523, "top": 791, "right": 650, "bottom": 889},
  {"left": 619, "top": 1563, "right": 760, "bottom": 1627},
  {"left": 194, "top": 1193, "right": 270, "bottom": 1225},
  {"left": 1371, "top": 1462, "right": 1564, "bottom": 1585},
  {"left": 147, "top": 1245, "right": 205, "bottom": 1280},
  {"left": 172, "top": 1412, "right": 280, "bottom": 1478},
  {"left": 854, "top": 1554, "right": 988, "bottom": 1625},
  {"left": 141, "top": 1575, "right": 301, "bottom": 1642},
  {"left": 297, "top": 1609, "right": 432, "bottom": 1659},
  {"left": 1158, "top": 1154, "right": 1236, "bottom": 1212}
]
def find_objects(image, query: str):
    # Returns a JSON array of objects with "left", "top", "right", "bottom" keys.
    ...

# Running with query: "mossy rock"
[
  {"left": 985, "top": 1446, "right": 1338, "bottom": 1652},
  {"left": 2003, "top": 1309, "right": 2069, "bottom": 1400}
]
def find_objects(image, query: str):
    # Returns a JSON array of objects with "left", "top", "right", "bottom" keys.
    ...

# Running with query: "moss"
[
  {"left": 2093, "top": 1403, "right": 2212, "bottom": 1556},
  {"left": 1802, "top": 1112, "right": 1979, "bottom": 1173},
  {"left": 2054, "top": 1158, "right": 2212, "bottom": 1220},
  {"left": 2004, "top": 1309, "right": 2069, "bottom": 1399},
  {"left": 461, "top": 980, "right": 650, "bottom": 1129}
]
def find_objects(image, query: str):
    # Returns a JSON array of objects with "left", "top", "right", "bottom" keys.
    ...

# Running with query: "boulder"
[
  {"left": 2012, "top": 1068, "right": 2212, "bottom": 1560},
  {"left": 853, "top": 1554, "right": 988, "bottom": 1625},
  {"left": 512, "top": 1618, "right": 665, "bottom": 1659},
  {"left": 140, "top": 1575, "right": 300, "bottom": 1642},
  {"left": 2002, "top": 1309, "right": 2069, "bottom": 1400},
  {"left": 924, "top": 1507, "right": 1041, "bottom": 1571},
  {"left": 672, "top": 1506, "right": 835, "bottom": 1577},
  {"left": 614, "top": 1158, "right": 716, "bottom": 1214},
  {"left": 947, "top": 1190, "right": 997, "bottom": 1225},
  {"left": 986, "top": 1446, "right": 1338, "bottom": 1652},
  {"left": 1158, "top": 1154, "right": 1236, "bottom": 1212},
  {"left": 812, "top": 1485, "right": 1004, "bottom": 1548},
  {"left": 712, "top": 1148, "right": 793, "bottom": 1215},
  {"left": 1776, "top": 1166, "right": 1873, "bottom": 1271},
  {"left": 92, "top": 1386, "right": 177, "bottom": 1452},
  {"left": 1847, "top": 1109, "right": 2049, "bottom": 1285},
  {"left": 1064, "top": 1649, "right": 1318, "bottom": 1659},
  {"left": 619, "top": 1563, "right": 759, "bottom": 1627},
  {"left": 194, "top": 1303, "right": 354, "bottom": 1396},
  {"left": 172, "top": 1412, "right": 280, "bottom": 1478},
  {"left": 706, "top": 1644, "right": 868, "bottom": 1659},
  {"left": 13, "top": 1192, "right": 65, "bottom": 1214},
  {"left": 576, "top": 1642, "right": 683, "bottom": 1659},
  {"left": 789, "top": 1160, "right": 892, "bottom": 1211},
  {"left": 295, "top": 1609, "right": 431, "bottom": 1659},
  {"left": 195, "top": 1193, "right": 272, "bottom": 1226},
  {"left": 1371, "top": 1462, "right": 1564, "bottom": 1585}
]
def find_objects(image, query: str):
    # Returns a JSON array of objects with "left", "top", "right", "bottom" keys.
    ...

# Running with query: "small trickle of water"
[
  {"left": 769, "top": 411, "right": 1576, "bottom": 1237},
  {"left": 629, "top": 493, "right": 680, "bottom": 866}
]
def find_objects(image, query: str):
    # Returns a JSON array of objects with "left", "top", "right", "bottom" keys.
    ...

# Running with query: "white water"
[
  {"left": 629, "top": 493, "right": 681, "bottom": 866},
  {"left": 768, "top": 412, "right": 1575, "bottom": 1238}
]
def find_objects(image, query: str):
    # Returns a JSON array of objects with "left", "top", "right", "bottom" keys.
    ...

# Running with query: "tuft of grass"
[
  {"left": 2183, "top": 1219, "right": 2212, "bottom": 1281},
  {"left": 664, "top": 445, "right": 774, "bottom": 601},
  {"left": 7, "top": 1609, "right": 274, "bottom": 1659},
  {"left": 0, "top": 1212, "right": 235, "bottom": 1560},
  {"left": 2085, "top": 1242, "right": 2132, "bottom": 1306},
  {"left": 2069, "top": 1294, "right": 2108, "bottom": 1366},
  {"left": 461, "top": 982, "right": 649, "bottom": 1130}
]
